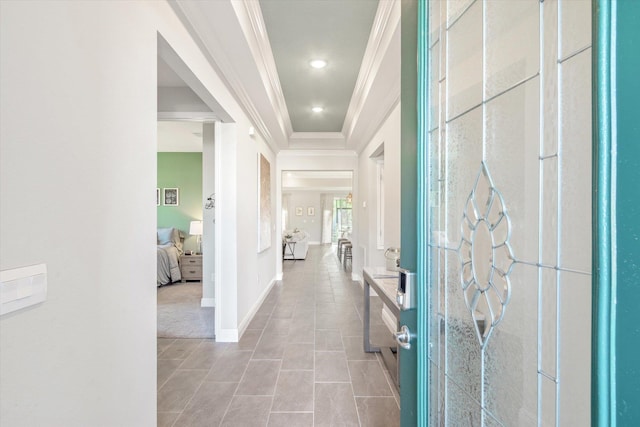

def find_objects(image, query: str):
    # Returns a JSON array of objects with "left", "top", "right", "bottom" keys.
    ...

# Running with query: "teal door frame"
[
  {"left": 399, "top": 0, "right": 428, "bottom": 425},
  {"left": 400, "top": 1, "right": 419, "bottom": 425},
  {"left": 593, "top": 0, "right": 640, "bottom": 425}
]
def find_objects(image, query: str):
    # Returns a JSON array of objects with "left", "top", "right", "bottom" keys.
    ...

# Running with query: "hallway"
[{"left": 157, "top": 245, "right": 399, "bottom": 426}]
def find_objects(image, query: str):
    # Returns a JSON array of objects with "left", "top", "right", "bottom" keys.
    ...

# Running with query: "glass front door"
[{"left": 423, "top": 0, "right": 593, "bottom": 425}]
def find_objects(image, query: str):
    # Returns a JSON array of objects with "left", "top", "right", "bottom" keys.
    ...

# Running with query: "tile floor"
[{"left": 157, "top": 245, "right": 400, "bottom": 426}]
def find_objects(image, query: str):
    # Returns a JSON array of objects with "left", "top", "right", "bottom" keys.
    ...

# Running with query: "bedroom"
[{"left": 156, "top": 120, "right": 216, "bottom": 339}]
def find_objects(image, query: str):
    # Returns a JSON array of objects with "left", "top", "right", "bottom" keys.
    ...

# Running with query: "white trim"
[
  {"left": 278, "top": 149, "right": 358, "bottom": 158},
  {"left": 232, "top": 0, "right": 293, "bottom": 137},
  {"left": 215, "top": 328, "right": 239, "bottom": 342},
  {"left": 237, "top": 277, "right": 278, "bottom": 338},
  {"left": 157, "top": 112, "right": 218, "bottom": 122},
  {"left": 200, "top": 297, "right": 215, "bottom": 307},
  {"left": 351, "top": 273, "right": 363, "bottom": 283},
  {"left": 214, "top": 122, "right": 224, "bottom": 343},
  {"left": 308, "top": 241, "right": 321, "bottom": 245},
  {"left": 342, "top": 0, "right": 400, "bottom": 141},
  {"left": 167, "top": 2, "right": 287, "bottom": 153}
]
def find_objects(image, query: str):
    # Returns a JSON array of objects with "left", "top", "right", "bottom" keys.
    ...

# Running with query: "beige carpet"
[{"left": 157, "top": 282, "right": 215, "bottom": 339}]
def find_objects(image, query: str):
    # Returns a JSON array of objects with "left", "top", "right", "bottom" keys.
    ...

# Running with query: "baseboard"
[
  {"left": 351, "top": 273, "right": 362, "bottom": 283},
  {"left": 237, "top": 276, "right": 278, "bottom": 338},
  {"left": 309, "top": 241, "right": 321, "bottom": 245},
  {"left": 201, "top": 297, "right": 215, "bottom": 307},
  {"left": 276, "top": 272, "right": 283, "bottom": 280},
  {"left": 381, "top": 306, "right": 397, "bottom": 334},
  {"left": 215, "top": 328, "right": 238, "bottom": 342}
]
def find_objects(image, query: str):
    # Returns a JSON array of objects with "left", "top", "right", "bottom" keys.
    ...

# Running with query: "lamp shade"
[{"left": 189, "top": 220, "right": 203, "bottom": 235}]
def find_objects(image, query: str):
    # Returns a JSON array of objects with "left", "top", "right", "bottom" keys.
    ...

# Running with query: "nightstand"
[{"left": 180, "top": 254, "right": 202, "bottom": 282}]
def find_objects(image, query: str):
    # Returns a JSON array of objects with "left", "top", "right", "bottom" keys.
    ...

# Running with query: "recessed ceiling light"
[
  {"left": 312, "top": 106, "right": 324, "bottom": 113},
  {"left": 310, "top": 59, "right": 327, "bottom": 69}
]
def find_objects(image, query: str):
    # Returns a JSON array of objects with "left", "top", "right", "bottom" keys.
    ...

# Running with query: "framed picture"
[
  {"left": 295, "top": 206, "right": 303, "bottom": 216},
  {"left": 163, "top": 188, "right": 179, "bottom": 206},
  {"left": 257, "top": 153, "right": 272, "bottom": 252},
  {"left": 307, "top": 207, "right": 315, "bottom": 216},
  {"left": 156, "top": 188, "right": 160, "bottom": 206}
]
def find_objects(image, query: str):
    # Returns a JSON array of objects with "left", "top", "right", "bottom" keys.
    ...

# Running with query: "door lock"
[{"left": 394, "top": 325, "right": 412, "bottom": 350}]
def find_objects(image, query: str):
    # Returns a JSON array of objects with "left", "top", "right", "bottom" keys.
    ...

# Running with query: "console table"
[
  {"left": 282, "top": 240, "right": 296, "bottom": 262},
  {"left": 363, "top": 267, "right": 400, "bottom": 387}
]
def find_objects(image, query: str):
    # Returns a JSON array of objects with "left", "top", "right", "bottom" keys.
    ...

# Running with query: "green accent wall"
[{"left": 157, "top": 152, "right": 202, "bottom": 252}]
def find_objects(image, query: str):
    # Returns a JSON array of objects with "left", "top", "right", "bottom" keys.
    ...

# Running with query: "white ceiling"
[
  {"left": 157, "top": 56, "right": 187, "bottom": 88},
  {"left": 157, "top": 121, "right": 203, "bottom": 152}
]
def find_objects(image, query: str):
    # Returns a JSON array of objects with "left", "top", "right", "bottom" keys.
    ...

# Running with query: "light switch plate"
[{"left": 1, "top": 264, "right": 47, "bottom": 316}]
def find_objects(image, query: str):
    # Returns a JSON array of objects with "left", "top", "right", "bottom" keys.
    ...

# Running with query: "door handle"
[{"left": 394, "top": 325, "right": 412, "bottom": 350}]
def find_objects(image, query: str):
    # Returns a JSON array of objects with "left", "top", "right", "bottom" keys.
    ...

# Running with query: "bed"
[{"left": 157, "top": 227, "right": 184, "bottom": 286}]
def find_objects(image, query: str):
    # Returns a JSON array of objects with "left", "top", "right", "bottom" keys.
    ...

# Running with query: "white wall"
[
  {"left": 356, "top": 103, "right": 402, "bottom": 275},
  {"left": 284, "top": 191, "right": 322, "bottom": 242},
  {"left": 0, "top": 1, "right": 276, "bottom": 424}
]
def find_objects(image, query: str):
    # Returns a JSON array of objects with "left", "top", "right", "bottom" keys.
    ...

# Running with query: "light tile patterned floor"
[{"left": 157, "top": 245, "right": 400, "bottom": 426}]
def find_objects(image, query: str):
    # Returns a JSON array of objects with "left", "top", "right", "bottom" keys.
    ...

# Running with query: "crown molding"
[
  {"left": 278, "top": 149, "right": 357, "bottom": 158},
  {"left": 352, "top": 91, "right": 400, "bottom": 154},
  {"left": 288, "top": 132, "right": 346, "bottom": 150},
  {"left": 169, "top": 1, "right": 284, "bottom": 153},
  {"left": 232, "top": 1, "right": 294, "bottom": 138},
  {"left": 342, "top": 0, "right": 401, "bottom": 142}
]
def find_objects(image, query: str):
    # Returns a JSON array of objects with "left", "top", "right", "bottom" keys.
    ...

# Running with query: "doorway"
[
  {"left": 281, "top": 170, "right": 353, "bottom": 251},
  {"left": 156, "top": 37, "right": 222, "bottom": 339}
]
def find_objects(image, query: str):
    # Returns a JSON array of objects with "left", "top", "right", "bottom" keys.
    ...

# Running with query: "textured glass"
[
  {"left": 447, "top": 0, "right": 475, "bottom": 27},
  {"left": 542, "top": 0, "right": 559, "bottom": 157},
  {"left": 559, "top": 0, "right": 591, "bottom": 60},
  {"left": 485, "top": 77, "right": 540, "bottom": 264},
  {"left": 446, "top": 250, "right": 482, "bottom": 401},
  {"left": 445, "top": 377, "right": 481, "bottom": 426},
  {"left": 541, "top": 157, "right": 559, "bottom": 267},
  {"left": 540, "top": 268, "right": 557, "bottom": 377},
  {"left": 484, "top": 411, "right": 506, "bottom": 427},
  {"left": 429, "top": 361, "right": 443, "bottom": 426},
  {"left": 430, "top": 129, "right": 443, "bottom": 247},
  {"left": 430, "top": 41, "right": 440, "bottom": 132},
  {"left": 445, "top": 315, "right": 482, "bottom": 400},
  {"left": 557, "top": 271, "right": 591, "bottom": 427},
  {"left": 485, "top": 0, "right": 540, "bottom": 99},
  {"left": 559, "top": 50, "right": 592, "bottom": 273},
  {"left": 427, "top": 1, "right": 591, "bottom": 425},
  {"left": 446, "top": 0, "right": 482, "bottom": 120},
  {"left": 483, "top": 264, "right": 538, "bottom": 426},
  {"left": 429, "top": 0, "right": 441, "bottom": 48},
  {"left": 541, "top": 375, "right": 557, "bottom": 427},
  {"left": 428, "top": 248, "right": 441, "bottom": 364},
  {"left": 444, "top": 108, "right": 483, "bottom": 246}
]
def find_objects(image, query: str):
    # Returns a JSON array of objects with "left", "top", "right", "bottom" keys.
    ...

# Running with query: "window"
[{"left": 332, "top": 197, "right": 352, "bottom": 242}]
